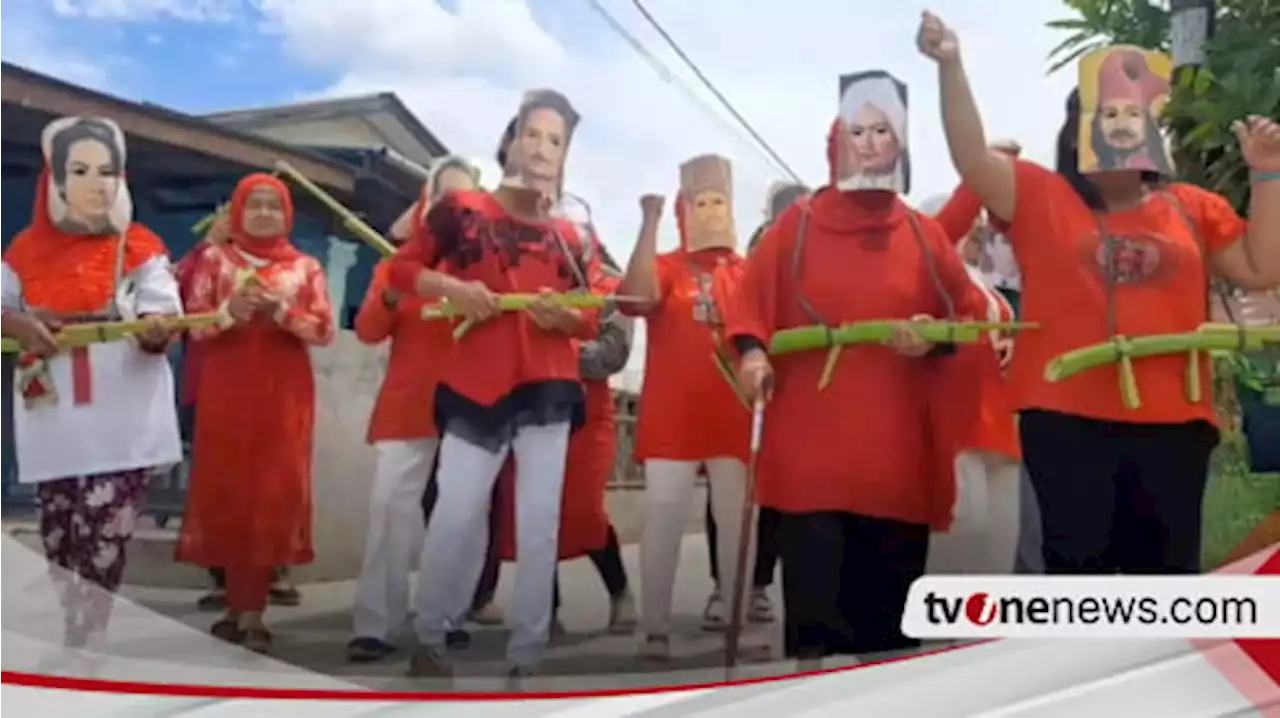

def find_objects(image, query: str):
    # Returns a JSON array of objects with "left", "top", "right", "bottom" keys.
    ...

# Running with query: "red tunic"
[
  {"left": 387, "top": 190, "right": 601, "bottom": 438},
  {"left": 728, "top": 189, "right": 985, "bottom": 530},
  {"left": 627, "top": 249, "right": 750, "bottom": 463},
  {"left": 176, "top": 175, "right": 335, "bottom": 568},
  {"left": 355, "top": 260, "right": 454, "bottom": 442}
]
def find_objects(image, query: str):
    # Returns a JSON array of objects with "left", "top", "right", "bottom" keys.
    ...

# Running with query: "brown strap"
[
  {"left": 787, "top": 205, "right": 958, "bottom": 345},
  {"left": 1160, "top": 190, "right": 1238, "bottom": 325}
]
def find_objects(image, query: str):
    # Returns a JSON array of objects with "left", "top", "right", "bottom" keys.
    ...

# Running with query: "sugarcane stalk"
[
  {"left": 426, "top": 293, "right": 650, "bottom": 341},
  {"left": 712, "top": 347, "right": 752, "bottom": 411},
  {"left": 1186, "top": 348, "right": 1203, "bottom": 404},
  {"left": 1, "top": 313, "right": 228, "bottom": 354},
  {"left": 769, "top": 320, "right": 1038, "bottom": 356},
  {"left": 191, "top": 203, "right": 228, "bottom": 237},
  {"left": 1113, "top": 336, "right": 1141, "bottom": 409},
  {"left": 818, "top": 345, "right": 843, "bottom": 390},
  {"left": 275, "top": 160, "right": 398, "bottom": 258}
]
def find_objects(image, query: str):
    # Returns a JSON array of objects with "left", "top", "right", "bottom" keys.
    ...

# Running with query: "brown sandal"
[
  {"left": 240, "top": 628, "right": 273, "bottom": 654},
  {"left": 210, "top": 619, "right": 242, "bottom": 643}
]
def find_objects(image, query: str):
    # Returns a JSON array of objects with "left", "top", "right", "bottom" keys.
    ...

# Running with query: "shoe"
[
  {"left": 637, "top": 634, "right": 670, "bottom": 662},
  {"left": 347, "top": 637, "right": 396, "bottom": 663},
  {"left": 446, "top": 629, "right": 471, "bottom": 649},
  {"left": 407, "top": 647, "right": 453, "bottom": 678},
  {"left": 702, "top": 587, "right": 727, "bottom": 631},
  {"left": 269, "top": 583, "right": 301, "bottom": 607},
  {"left": 748, "top": 588, "right": 775, "bottom": 623},
  {"left": 197, "top": 590, "right": 227, "bottom": 612},
  {"left": 469, "top": 602, "right": 504, "bottom": 626},
  {"left": 209, "top": 618, "right": 242, "bottom": 643},
  {"left": 608, "top": 592, "right": 639, "bottom": 634},
  {"left": 241, "top": 628, "right": 272, "bottom": 654}
]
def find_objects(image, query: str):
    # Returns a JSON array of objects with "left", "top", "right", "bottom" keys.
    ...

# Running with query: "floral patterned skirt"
[{"left": 36, "top": 470, "right": 151, "bottom": 646}]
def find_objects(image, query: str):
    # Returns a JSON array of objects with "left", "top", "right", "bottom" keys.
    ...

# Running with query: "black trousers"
[
  {"left": 1020, "top": 409, "right": 1217, "bottom": 575},
  {"left": 420, "top": 455, "right": 503, "bottom": 610},
  {"left": 553, "top": 525, "right": 629, "bottom": 613},
  {"left": 706, "top": 501, "right": 781, "bottom": 589},
  {"left": 776, "top": 510, "right": 928, "bottom": 659}
]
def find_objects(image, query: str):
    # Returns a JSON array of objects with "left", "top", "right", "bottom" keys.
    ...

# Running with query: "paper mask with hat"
[
  {"left": 835, "top": 70, "right": 911, "bottom": 194},
  {"left": 678, "top": 154, "right": 737, "bottom": 252},
  {"left": 500, "top": 88, "right": 580, "bottom": 198},
  {"left": 1077, "top": 45, "right": 1174, "bottom": 175}
]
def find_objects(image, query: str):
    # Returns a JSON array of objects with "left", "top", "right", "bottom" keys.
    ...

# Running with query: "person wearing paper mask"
[
  {"left": 918, "top": 11, "right": 1280, "bottom": 575},
  {"left": 388, "top": 89, "right": 603, "bottom": 679},
  {"left": 618, "top": 154, "right": 754, "bottom": 662},
  {"left": 701, "top": 180, "right": 810, "bottom": 631},
  {"left": 729, "top": 71, "right": 985, "bottom": 663},
  {"left": 486, "top": 120, "right": 639, "bottom": 638},
  {"left": 1, "top": 116, "right": 183, "bottom": 653},
  {"left": 1088, "top": 48, "right": 1174, "bottom": 174},
  {"left": 348, "top": 156, "right": 500, "bottom": 663}
]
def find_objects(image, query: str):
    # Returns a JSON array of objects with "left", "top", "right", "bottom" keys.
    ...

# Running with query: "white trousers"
[
  {"left": 412, "top": 423, "right": 570, "bottom": 668},
  {"left": 351, "top": 438, "right": 439, "bottom": 642},
  {"left": 926, "top": 451, "right": 1023, "bottom": 575},
  {"left": 640, "top": 458, "right": 754, "bottom": 636}
]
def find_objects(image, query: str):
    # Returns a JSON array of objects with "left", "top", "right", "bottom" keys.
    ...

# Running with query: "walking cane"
[{"left": 725, "top": 394, "right": 767, "bottom": 671}]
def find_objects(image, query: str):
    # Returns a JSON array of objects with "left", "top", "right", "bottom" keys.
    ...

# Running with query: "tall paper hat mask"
[
  {"left": 40, "top": 116, "right": 132, "bottom": 236},
  {"left": 835, "top": 70, "right": 910, "bottom": 194},
  {"left": 1076, "top": 45, "right": 1174, "bottom": 175},
  {"left": 678, "top": 154, "right": 737, "bottom": 252},
  {"left": 500, "top": 88, "right": 580, "bottom": 197}
]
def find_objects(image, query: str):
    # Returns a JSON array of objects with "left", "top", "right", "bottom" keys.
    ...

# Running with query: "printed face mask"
[
  {"left": 1077, "top": 45, "right": 1174, "bottom": 175},
  {"left": 500, "top": 88, "right": 581, "bottom": 198},
  {"left": 679, "top": 154, "right": 737, "bottom": 252},
  {"left": 835, "top": 70, "right": 910, "bottom": 194},
  {"left": 40, "top": 116, "right": 132, "bottom": 235}
]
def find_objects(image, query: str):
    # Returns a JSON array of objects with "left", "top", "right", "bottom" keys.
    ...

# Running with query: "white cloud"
[{"left": 51, "top": 0, "right": 241, "bottom": 22}]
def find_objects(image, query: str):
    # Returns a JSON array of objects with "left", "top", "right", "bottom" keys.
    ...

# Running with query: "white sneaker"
[
  {"left": 608, "top": 592, "right": 639, "bottom": 634},
  {"left": 748, "top": 588, "right": 775, "bottom": 623},
  {"left": 637, "top": 634, "right": 670, "bottom": 662},
  {"left": 702, "top": 588, "right": 727, "bottom": 631}
]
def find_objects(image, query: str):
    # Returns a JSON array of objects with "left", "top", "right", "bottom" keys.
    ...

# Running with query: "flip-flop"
[
  {"left": 210, "top": 619, "right": 242, "bottom": 643},
  {"left": 241, "top": 628, "right": 272, "bottom": 654}
]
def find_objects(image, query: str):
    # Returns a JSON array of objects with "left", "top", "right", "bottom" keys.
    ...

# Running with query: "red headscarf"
[
  {"left": 3, "top": 169, "right": 167, "bottom": 314},
  {"left": 227, "top": 173, "right": 301, "bottom": 262}
]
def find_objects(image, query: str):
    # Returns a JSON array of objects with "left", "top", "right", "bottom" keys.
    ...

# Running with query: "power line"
[
  {"left": 582, "top": 0, "right": 796, "bottom": 182},
  {"left": 628, "top": 0, "right": 803, "bottom": 184}
]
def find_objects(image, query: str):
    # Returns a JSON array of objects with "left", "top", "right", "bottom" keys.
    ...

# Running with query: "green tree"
[{"left": 1046, "top": 0, "right": 1280, "bottom": 214}]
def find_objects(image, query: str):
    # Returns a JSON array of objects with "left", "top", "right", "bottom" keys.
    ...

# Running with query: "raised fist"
[
  {"left": 639, "top": 194, "right": 665, "bottom": 220},
  {"left": 917, "top": 11, "right": 960, "bottom": 64}
]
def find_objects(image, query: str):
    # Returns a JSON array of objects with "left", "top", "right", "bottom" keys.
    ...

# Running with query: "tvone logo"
[{"left": 965, "top": 592, "right": 998, "bottom": 626}]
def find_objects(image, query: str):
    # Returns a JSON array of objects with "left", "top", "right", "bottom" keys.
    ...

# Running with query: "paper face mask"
[
  {"left": 679, "top": 154, "right": 736, "bottom": 252},
  {"left": 40, "top": 116, "right": 132, "bottom": 236},
  {"left": 500, "top": 89, "right": 580, "bottom": 197},
  {"left": 835, "top": 71, "right": 910, "bottom": 194},
  {"left": 1077, "top": 45, "right": 1174, "bottom": 175}
]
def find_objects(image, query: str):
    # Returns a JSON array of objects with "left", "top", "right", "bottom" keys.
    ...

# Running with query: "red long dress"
[{"left": 176, "top": 175, "right": 335, "bottom": 569}]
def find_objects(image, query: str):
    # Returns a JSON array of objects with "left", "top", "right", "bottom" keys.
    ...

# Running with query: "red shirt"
[
  {"left": 355, "top": 260, "right": 455, "bottom": 442},
  {"left": 387, "top": 190, "right": 601, "bottom": 416}
]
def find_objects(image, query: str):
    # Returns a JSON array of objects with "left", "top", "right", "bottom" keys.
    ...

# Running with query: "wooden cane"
[{"left": 725, "top": 395, "right": 767, "bottom": 671}]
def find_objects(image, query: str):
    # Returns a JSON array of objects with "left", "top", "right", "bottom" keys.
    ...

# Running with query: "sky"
[{"left": 0, "top": 0, "right": 1081, "bottom": 380}]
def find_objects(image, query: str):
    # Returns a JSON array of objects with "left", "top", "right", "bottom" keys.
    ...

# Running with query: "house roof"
[
  {"left": 201, "top": 92, "right": 449, "bottom": 167},
  {"left": 0, "top": 61, "right": 357, "bottom": 193}
]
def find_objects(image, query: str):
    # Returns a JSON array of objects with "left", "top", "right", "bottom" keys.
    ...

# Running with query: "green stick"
[
  {"left": 1, "top": 313, "right": 228, "bottom": 354},
  {"left": 422, "top": 293, "right": 650, "bottom": 340},
  {"left": 1043, "top": 324, "right": 1280, "bottom": 409}
]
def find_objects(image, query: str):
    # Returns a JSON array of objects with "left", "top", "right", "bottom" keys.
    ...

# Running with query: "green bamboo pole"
[
  {"left": 422, "top": 293, "right": 649, "bottom": 340},
  {"left": 275, "top": 160, "right": 397, "bottom": 258},
  {"left": 1043, "top": 324, "right": 1280, "bottom": 409},
  {"left": 1, "top": 312, "right": 228, "bottom": 354}
]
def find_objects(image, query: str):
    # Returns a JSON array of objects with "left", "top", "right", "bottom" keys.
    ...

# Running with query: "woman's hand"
[
  {"left": 886, "top": 314, "right": 936, "bottom": 358},
  {"left": 5, "top": 310, "right": 62, "bottom": 357},
  {"left": 136, "top": 314, "right": 176, "bottom": 354},
  {"left": 738, "top": 348, "right": 775, "bottom": 403},
  {"left": 226, "top": 292, "right": 260, "bottom": 323},
  {"left": 525, "top": 287, "right": 582, "bottom": 335},
  {"left": 1237, "top": 115, "right": 1280, "bottom": 174},
  {"left": 916, "top": 10, "right": 960, "bottom": 65},
  {"left": 441, "top": 276, "right": 500, "bottom": 323}
]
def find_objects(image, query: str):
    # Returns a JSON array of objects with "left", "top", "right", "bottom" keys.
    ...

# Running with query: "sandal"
[
  {"left": 269, "top": 585, "right": 301, "bottom": 607},
  {"left": 241, "top": 628, "right": 273, "bottom": 654},
  {"left": 210, "top": 619, "right": 242, "bottom": 643}
]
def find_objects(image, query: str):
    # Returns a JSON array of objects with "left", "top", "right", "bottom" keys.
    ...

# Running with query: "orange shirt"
[
  {"left": 729, "top": 191, "right": 986, "bottom": 529},
  {"left": 1004, "top": 160, "right": 1244, "bottom": 425},
  {"left": 630, "top": 248, "right": 750, "bottom": 463},
  {"left": 356, "top": 260, "right": 455, "bottom": 443}
]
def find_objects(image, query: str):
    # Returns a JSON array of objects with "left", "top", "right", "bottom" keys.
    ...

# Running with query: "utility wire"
[
  {"left": 582, "top": 0, "right": 795, "bottom": 182},
  {"left": 628, "top": 0, "right": 803, "bottom": 184}
]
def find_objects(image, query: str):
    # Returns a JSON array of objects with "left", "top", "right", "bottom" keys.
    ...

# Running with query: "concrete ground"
[{"left": 115, "top": 533, "right": 942, "bottom": 691}]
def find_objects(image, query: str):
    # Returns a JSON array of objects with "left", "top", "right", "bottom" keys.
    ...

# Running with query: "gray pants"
[{"left": 1013, "top": 465, "right": 1044, "bottom": 574}]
